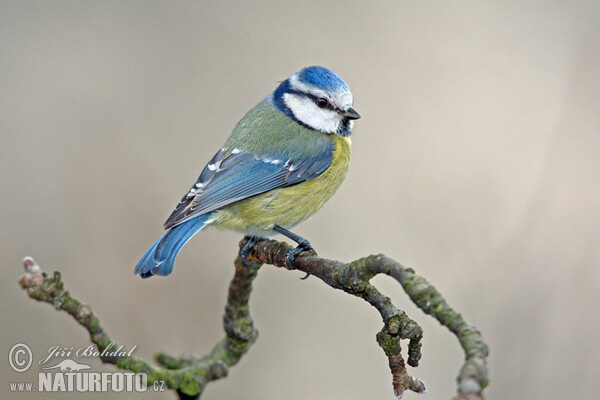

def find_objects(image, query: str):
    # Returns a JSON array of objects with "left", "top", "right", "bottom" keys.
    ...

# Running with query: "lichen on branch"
[{"left": 19, "top": 238, "right": 489, "bottom": 399}]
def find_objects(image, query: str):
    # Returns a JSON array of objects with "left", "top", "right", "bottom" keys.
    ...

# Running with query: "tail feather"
[{"left": 134, "top": 214, "right": 211, "bottom": 278}]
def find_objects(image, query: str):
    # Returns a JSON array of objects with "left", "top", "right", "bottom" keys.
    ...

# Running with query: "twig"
[
  {"left": 19, "top": 238, "right": 489, "bottom": 399},
  {"left": 242, "top": 239, "right": 488, "bottom": 399},
  {"left": 19, "top": 255, "right": 260, "bottom": 399}
]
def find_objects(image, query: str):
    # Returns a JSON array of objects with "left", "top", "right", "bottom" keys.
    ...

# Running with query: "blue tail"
[{"left": 134, "top": 214, "right": 211, "bottom": 279}]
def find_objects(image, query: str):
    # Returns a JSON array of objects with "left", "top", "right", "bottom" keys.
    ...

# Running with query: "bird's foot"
[
  {"left": 241, "top": 236, "right": 264, "bottom": 267},
  {"left": 285, "top": 239, "right": 316, "bottom": 280},
  {"left": 272, "top": 225, "right": 316, "bottom": 279}
]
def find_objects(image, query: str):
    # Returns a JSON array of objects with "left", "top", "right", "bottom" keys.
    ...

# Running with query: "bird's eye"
[{"left": 316, "top": 97, "right": 329, "bottom": 109}]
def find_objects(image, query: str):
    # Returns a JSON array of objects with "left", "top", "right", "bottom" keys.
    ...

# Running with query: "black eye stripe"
[
  {"left": 309, "top": 95, "right": 335, "bottom": 111},
  {"left": 288, "top": 89, "right": 338, "bottom": 112}
]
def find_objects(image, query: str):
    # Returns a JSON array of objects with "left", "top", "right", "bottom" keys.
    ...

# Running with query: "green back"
[{"left": 224, "top": 99, "right": 332, "bottom": 159}]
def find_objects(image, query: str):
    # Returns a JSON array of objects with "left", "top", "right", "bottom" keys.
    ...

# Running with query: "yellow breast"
[{"left": 211, "top": 135, "right": 351, "bottom": 235}]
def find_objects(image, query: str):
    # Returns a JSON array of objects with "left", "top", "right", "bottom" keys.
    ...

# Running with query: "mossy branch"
[{"left": 19, "top": 239, "right": 488, "bottom": 399}]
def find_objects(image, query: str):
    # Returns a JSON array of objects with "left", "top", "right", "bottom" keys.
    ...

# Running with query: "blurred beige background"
[{"left": 2, "top": 1, "right": 599, "bottom": 399}]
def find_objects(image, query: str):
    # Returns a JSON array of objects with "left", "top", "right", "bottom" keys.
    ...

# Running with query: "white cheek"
[{"left": 283, "top": 93, "right": 341, "bottom": 133}]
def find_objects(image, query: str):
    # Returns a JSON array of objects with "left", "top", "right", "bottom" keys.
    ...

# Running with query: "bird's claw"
[
  {"left": 241, "top": 236, "right": 263, "bottom": 267},
  {"left": 284, "top": 241, "right": 316, "bottom": 279}
]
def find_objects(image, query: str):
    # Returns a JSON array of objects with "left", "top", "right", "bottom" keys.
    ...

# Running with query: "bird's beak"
[{"left": 343, "top": 107, "right": 361, "bottom": 120}]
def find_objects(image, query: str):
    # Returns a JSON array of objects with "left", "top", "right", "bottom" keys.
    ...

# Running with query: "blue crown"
[{"left": 298, "top": 66, "right": 349, "bottom": 92}]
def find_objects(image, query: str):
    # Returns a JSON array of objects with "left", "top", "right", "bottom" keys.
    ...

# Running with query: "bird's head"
[{"left": 271, "top": 66, "right": 360, "bottom": 136}]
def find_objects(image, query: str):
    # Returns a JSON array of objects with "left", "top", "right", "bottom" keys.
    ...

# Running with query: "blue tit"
[{"left": 135, "top": 66, "right": 360, "bottom": 278}]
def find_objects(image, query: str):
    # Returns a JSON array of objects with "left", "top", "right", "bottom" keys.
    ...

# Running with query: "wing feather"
[{"left": 163, "top": 144, "right": 333, "bottom": 229}]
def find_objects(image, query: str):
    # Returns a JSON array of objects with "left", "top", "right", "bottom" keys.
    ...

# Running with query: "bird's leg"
[
  {"left": 272, "top": 225, "right": 315, "bottom": 278},
  {"left": 241, "top": 235, "right": 265, "bottom": 267}
]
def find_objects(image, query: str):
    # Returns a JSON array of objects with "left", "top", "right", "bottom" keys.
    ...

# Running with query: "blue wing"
[{"left": 164, "top": 144, "right": 334, "bottom": 229}]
